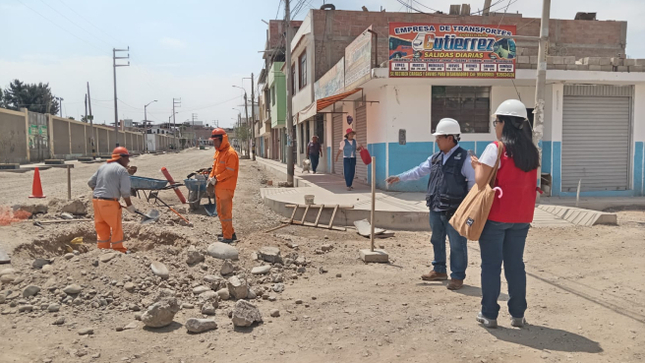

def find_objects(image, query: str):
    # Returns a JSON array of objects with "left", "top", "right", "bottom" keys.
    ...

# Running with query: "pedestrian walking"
[
  {"left": 335, "top": 128, "right": 364, "bottom": 190},
  {"left": 470, "top": 99, "right": 540, "bottom": 328},
  {"left": 386, "top": 118, "right": 475, "bottom": 290},
  {"left": 307, "top": 135, "right": 323, "bottom": 173},
  {"left": 87, "top": 146, "right": 138, "bottom": 253},
  {"left": 208, "top": 128, "right": 240, "bottom": 243}
]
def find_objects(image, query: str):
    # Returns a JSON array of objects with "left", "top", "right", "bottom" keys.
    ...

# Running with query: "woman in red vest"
[{"left": 471, "top": 99, "right": 540, "bottom": 329}]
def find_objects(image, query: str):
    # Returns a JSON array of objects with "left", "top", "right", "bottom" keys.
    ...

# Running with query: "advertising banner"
[
  {"left": 345, "top": 26, "right": 373, "bottom": 89},
  {"left": 314, "top": 57, "right": 345, "bottom": 100},
  {"left": 388, "top": 23, "right": 516, "bottom": 79}
]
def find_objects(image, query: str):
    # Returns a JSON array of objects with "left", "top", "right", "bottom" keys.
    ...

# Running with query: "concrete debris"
[
  {"left": 207, "top": 242, "right": 239, "bottom": 260},
  {"left": 182, "top": 303, "right": 195, "bottom": 309},
  {"left": 19, "top": 305, "right": 34, "bottom": 312},
  {"left": 321, "top": 244, "right": 333, "bottom": 252},
  {"left": 78, "top": 327, "right": 94, "bottom": 336},
  {"left": 272, "top": 283, "right": 285, "bottom": 293},
  {"left": 124, "top": 282, "right": 136, "bottom": 292},
  {"left": 61, "top": 200, "right": 87, "bottom": 215},
  {"left": 32, "top": 258, "right": 52, "bottom": 270},
  {"left": 186, "top": 247, "right": 205, "bottom": 266},
  {"left": 141, "top": 298, "right": 180, "bottom": 328},
  {"left": 201, "top": 303, "right": 216, "bottom": 315},
  {"left": 192, "top": 286, "right": 211, "bottom": 295},
  {"left": 60, "top": 212, "right": 74, "bottom": 220},
  {"left": 0, "top": 268, "right": 15, "bottom": 276},
  {"left": 270, "top": 309, "right": 280, "bottom": 317},
  {"left": 220, "top": 260, "right": 235, "bottom": 276},
  {"left": 13, "top": 203, "right": 47, "bottom": 215},
  {"left": 231, "top": 300, "right": 263, "bottom": 327},
  {"left": 216, "top": 288, "right": 230, "bottom": 301},
  {"left": 227, "top": 276, "right": 249, "bottom": 300},
  {"left": 251, "top": 265, "right": 271, "bottom": 275},
  {"left": 63, "top": 284, "right": 82, "bottom": 295},
  {"left": 22, "top": 285, "right": 40, "bottom": 298},
  {"left": 99, "top": 253, "right": 117, "bottom": 263},
  {"left": 47, "top": 304, "right": 60, "bottom": 312},
  {"left": 0, "top": 274, "right": 16, "bottom": 284},
  {"left": 201, "top": 290, "right": 219, "bottom": 302},
  {"left": 41, "top": 264, "right": 53, "bottom": 273},
  {"left": 124, "top": 321, "right": 139, "bottom": 330},
  {"left": 0, "top": 247, "right": 11, "bottom": 265},
  {"left": 258, "top": 247, "right": 282, "bottom": 264},
  {"left": 186, "top": 318, "right": 217, "bottom": 333},
  {"left": 64, "top": 253, "right": 75, "bottom": 260},
  {"left": 150, "top": 261, "right": 169, "bottom": 279}
]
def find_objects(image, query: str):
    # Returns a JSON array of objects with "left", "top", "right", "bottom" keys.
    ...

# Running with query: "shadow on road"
[
  {"left": 143, "top": 321, "right": 183, "bottom": 333},
  {"left": 486, "top": 325, "right": 603, "bottom": 353}
]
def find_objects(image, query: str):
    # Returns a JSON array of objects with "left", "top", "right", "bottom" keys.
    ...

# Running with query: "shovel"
[
  {"left": 204, "top": 196, "right": 217, "bottom": 217},
  {"left": 121, "top": 205, "right": 160, "bottom": 225}
]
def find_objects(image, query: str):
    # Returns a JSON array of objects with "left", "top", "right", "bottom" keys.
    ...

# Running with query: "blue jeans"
[
  {"left": 309, "top": 153, "right": 320, "bottom": 173},
  {"left": 479, "top": 220, "right": 530, "bottom": 320},
  {"left": 343, "top": 158, "right": 356, "bottom": 187},
  {"left": 429, "top": 211, "right": 468, "bottom": 280}
]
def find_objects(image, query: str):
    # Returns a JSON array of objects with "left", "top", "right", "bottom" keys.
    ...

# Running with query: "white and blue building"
[{"left": 317, "top": 68, "right": 645, "bottom": 198}]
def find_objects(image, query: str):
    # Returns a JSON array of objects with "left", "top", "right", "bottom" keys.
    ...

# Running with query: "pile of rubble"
[{"left": 0, "top": 237, "right": 311, "bottom": 335}]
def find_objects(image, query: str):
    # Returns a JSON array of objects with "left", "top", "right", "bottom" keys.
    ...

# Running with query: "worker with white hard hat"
[
  {"left": 386, "top": 118, "right": 475, "bottom": 290},
  {"left": 470, "top": 99, "right": 539, "bottom": 329}
]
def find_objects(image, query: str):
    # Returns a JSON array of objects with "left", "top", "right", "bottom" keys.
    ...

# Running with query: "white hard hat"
[
  {"left": 494, "top": 99, "right": 528, "bottom": 119},
  {"left": 432, "top": 118, "right": 461, "bottom": 136}
]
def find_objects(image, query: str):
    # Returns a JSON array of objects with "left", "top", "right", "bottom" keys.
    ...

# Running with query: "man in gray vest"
[{"left": 386, "top": 118, "right": 475, "bottom": 290}]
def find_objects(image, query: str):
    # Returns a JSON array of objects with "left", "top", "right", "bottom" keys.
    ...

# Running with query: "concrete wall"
[
  {"left": 97, "top": 128, "right": 108, "bottom": 154},
  {"left": 70, "top": 123, "right": 85, "bottom": 155},
  {"left": 0, "top": 108, "right": 28, "bottom": 163},
  {"left": 52, "top": 118, "right": 70, "bottom": 158}
]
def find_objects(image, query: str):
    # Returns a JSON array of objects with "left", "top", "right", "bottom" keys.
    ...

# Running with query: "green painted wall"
[{"left": 269, "top": 62, "right": 286, "bottom": 128}]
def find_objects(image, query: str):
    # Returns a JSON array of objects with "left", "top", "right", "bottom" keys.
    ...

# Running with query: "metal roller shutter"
[
  {"left": 354, "top": 105, "right": 368, "bottom": 184},
  {"left": 332, "top": 113, "right": 343, "bottom": 175},
  {"left": 562, "top": 95, "right": 631, "bottom": 192}
]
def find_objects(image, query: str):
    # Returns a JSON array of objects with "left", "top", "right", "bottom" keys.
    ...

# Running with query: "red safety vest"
[{"left": 488, "top": 141, "right": 538, "bottom": 224}]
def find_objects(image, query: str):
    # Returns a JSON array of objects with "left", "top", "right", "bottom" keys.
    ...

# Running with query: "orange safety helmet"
[
  {"left": 112, "top": 146, "right": 131, "bottom": 157},
  {"left": 210, "top": 128, "right": 227, "bottom": 139}
]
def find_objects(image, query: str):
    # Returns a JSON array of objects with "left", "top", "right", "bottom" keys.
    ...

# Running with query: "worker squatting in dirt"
[{"left": 208, "top": 128, "right": 240, "bottom": 243}]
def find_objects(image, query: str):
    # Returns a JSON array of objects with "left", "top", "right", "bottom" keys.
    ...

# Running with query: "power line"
[
  {"left": 16, "top": 0, "right": 102, "bottom": 52},
  {"left": 471, "top": 0, "right": 505, "bottom": 15},
  {"left": 56, "top": 0, "right": 123, "bottom": 44},
  {"left": 38, "top": 0, "right": 111, "bottom": 47},
  {"left": 410, "top": 0, "right": 442, "bottom": 13},
  {"left": 275, "top": 0, "right": 283, "bottom": 20}
]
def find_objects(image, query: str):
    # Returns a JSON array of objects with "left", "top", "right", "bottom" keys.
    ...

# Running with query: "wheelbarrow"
[{"left": 184, "top": 178, "right": 217, "bottom": 216}]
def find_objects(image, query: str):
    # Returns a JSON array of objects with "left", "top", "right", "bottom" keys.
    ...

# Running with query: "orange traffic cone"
[{"left": 29, "top": 167, "right": 46, "bottom": 198}]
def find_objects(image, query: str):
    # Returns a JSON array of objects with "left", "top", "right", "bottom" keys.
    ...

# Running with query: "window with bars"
[
  {"left": 299, "top": 52, "right": 307, "bottom": 89},
  {"left": 291, "top": 63, "right": 297, "bottom": 95},
  {"left": 431, "top": 86, "right": 491, "bottom": 134}
]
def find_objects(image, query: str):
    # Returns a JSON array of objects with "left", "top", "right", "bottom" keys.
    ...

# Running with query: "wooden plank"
[
  {"left": 288, "top": 205, "right": 298, "bottom": 224},
  {"left": 313, "top": 205, "right": 325, "bottom": 226},
  {"left": 264, "top": 223, "right": 290, "bottom": 233},
  {"left": 293, "top": 204, "right": 310, "bottom": 225},
  {"left": 324, "top": 205, "right": 339, "bottom": 229}
]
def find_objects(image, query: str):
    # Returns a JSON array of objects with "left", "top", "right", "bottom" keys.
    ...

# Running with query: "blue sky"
[{"left": 1, "top": 0, "right": 643, "bottom": 128}]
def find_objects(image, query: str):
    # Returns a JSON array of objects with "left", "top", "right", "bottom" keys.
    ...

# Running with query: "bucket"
[{"left": 304, "top": 195, "right": 315, "bottom": 205}]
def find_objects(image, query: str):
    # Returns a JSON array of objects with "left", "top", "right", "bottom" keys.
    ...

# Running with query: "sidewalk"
[{"left": 257, "top": 157, "right": 581, "bottom": 231}]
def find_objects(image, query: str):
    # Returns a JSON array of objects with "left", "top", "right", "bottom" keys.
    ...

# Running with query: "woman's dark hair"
[{"left": 498, "top": 115, "right": 540, "bottom": 172}]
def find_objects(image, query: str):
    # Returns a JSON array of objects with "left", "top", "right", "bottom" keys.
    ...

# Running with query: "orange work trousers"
[
  {"left": 215, "top": 188, "right": 235, "bottom": 239},
  {"left": 92, "top": 199, "right": 127, "bottom": 253}
]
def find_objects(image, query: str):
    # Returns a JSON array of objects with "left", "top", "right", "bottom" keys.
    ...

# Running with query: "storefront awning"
[{"left": 296, "top": 88, "right": 362, "bottom": 124}]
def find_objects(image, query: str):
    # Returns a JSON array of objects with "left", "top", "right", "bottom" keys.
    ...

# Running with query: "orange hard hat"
[
  {"left": 211, "top": 128, "right": 226, "bottom": 138},
  {"left": 112, "top": 146, "right": 130, "bottom": 157}
]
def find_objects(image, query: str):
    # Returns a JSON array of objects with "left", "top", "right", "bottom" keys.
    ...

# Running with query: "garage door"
[
  {"left": 354, "top": 105, "right": 368, "bottom": 184},
  {"left": 332, "top": 113, "right": 343, "bottom": 175},
  {"left": 562, "top": 85, "right": 632, "bottom": 192}
]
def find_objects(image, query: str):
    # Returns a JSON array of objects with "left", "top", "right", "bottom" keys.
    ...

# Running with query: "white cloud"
[{"left": 159, "top": 37, "right": 187, "bottom": 50}]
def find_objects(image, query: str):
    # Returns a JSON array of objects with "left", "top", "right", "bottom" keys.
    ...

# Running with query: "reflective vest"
[
  {"left": 426, "top": 147, "right": 468, "bottom": 212},
  {"left": 488, "top": 141, "right": 537, "bottom": 223}
]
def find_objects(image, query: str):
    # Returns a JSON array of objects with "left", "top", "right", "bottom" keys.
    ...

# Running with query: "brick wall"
[{"left": 312, "top": 10, "right": 627, "bottom": 81}]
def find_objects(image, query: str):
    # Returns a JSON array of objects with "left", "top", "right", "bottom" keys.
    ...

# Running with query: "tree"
[{"left": 1, "top": 79, "right": 60, "bottom": 114}]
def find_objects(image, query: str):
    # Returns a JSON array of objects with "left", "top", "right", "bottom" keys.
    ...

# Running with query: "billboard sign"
[
  {"left": 314, "top": 57, "right": 345, "bottom": 100},
  {"left": 388, "top": 23, "right": 517, "bottom": 78},
  {"left": 345, "top": 26, "right": 373, "bottom": 89}
]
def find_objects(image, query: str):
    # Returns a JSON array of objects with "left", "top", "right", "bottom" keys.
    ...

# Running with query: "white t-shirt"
[{"left": 479, "top": 143, "right": 502, "bottom": 169}]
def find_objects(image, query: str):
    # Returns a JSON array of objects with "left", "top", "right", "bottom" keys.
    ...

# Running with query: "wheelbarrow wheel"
[{"left": 188, "top": 189, "right": 201, "bottom": 211}]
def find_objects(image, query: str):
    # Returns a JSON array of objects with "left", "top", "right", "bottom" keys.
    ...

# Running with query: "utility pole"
[
  {"left": 533, "top": 0, "right": 551, "bottom": 202},
  {"left": 192, "top": 113, "right": 198, "bottom": 148},
  {"left": 250, "top": 73, "right": 256, "bottom": 161},
  {"left": 113, "top": 47, "right": 130, "bottom": 147},
  {"left": 243, "top": 92, "right": 250, "bottom": 158},
  {"left": 482, "top": 0, "right": 492, "bottom": 16},
  {"left": 285, "top": 0, "right": 294, "bottom": 185},
  {"left": 173, "top": 98, "right": 181, "bottom": 150},
  {"left": 58, "top": 97, "right": 64, "bottom": 117},
  {"left": 87, "top": 82, "right": 95, "bottom": 158}
]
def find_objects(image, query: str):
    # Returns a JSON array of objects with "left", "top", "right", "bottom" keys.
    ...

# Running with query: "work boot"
[
  {"left": 447, "top": 279, "right": 464, "bottom": 290},
  {"left": 476, "top": 312, "right": 498, "bottom": 329},
  {"left": 218, "top": 233, "right": 237, "bottom": 243},
  {"left": 421, "top": 271, "right": 448, "bottom": 281}
]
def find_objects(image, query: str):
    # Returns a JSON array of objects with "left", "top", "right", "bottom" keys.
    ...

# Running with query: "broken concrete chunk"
[{"left": 231, "top": 300, "right": 263, "bottom": 327}]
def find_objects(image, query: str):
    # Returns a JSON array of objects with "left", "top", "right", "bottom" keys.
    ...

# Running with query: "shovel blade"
[
  {"left": 140, "top": 209, "right": 161, "bottom": 225},
  {"left": 204, "top": 203, "right": 217, "bottom": 217}
]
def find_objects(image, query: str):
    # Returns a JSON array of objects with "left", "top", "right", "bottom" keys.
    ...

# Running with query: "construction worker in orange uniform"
[
  {"left": 208, "top": 128, "right": 239, "bottom": 243},
  {"left": 87, "top": 146, "right": 138, "bottom": 253}
]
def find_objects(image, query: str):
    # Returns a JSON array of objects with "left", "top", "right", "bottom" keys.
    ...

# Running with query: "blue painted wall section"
[
  {"left": 458, "top": 141, "right": 476, "bottom": 157},
  {"left": 541, "top": 141, "right": 552, "bottom": 175},
  {"left": 635, "top": 142, "right": 644, "bottom": 196},
  {"left": 388, "top": 142, "right": 434, "bottom": 192},
  {"left": 367, "top": 143, "right": 387, "bottom": 189}
]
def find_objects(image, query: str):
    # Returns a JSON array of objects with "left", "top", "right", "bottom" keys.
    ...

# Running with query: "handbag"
[{"left": 449, "top": 142, "right": 504, "bottom": 240}]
